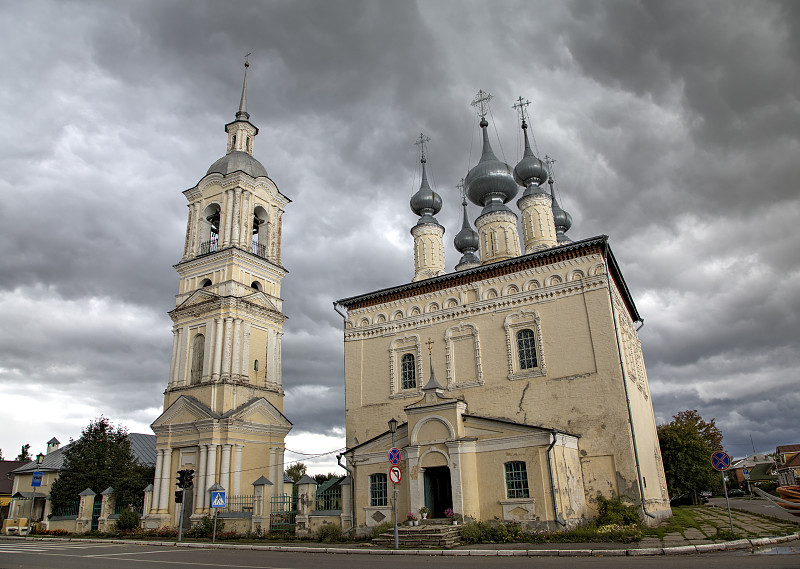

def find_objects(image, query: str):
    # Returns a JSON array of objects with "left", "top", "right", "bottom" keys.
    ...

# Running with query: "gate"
[
  {"left": 269, "top": 494, "right": 297, "bottom": 532},
  {"left": 90, "top": 498, "right": 102, "bottom": 531}
]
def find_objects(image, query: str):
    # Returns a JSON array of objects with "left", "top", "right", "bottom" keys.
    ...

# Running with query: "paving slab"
[{"left": 628, "top": 547, "right": 663, "bottom": 556}]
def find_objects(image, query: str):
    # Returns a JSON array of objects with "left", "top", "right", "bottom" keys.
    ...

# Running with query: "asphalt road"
[
  {"left": 0, "top": 541, "right": 797, "bottom": 569},
  {"left": 709, "top": 497, "right": 800, "bottom": 523}
]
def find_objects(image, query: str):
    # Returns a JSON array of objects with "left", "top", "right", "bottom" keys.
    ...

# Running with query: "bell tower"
[{"left": 146, "top": 60, "right": 292, "bottom": 529}]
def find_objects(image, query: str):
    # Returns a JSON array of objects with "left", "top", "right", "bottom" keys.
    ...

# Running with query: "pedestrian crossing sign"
[{"left": 211, "top": 491, "right": 226, "bottom": 508}]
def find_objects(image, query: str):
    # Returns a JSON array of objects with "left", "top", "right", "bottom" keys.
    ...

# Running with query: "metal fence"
[
  {"left": 113, "top": 499, "right": 144, "bottom": 515},
  {"left": 51, "top": 500, "right": 80, "bottom": 517},
  {"left": 315, "top": 482, "right": 342, "bottom": 511},
  {"left": 269, "top": 494, "right": 297, "bottom": 532},
  {"left": 220, "top": 494, "right": 254, "bottom": 514}
]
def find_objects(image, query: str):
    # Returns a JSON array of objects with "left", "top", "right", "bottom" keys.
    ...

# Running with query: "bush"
[
  {"left": 116, "top": 508, "right": 140, "bottom": 531},
  {"left": 370, "top": 521, "right": 393, "bottom": 539},
  {"left": 316, "top": 523, "right": 343, "bottom": 543},
  {"left": 184, "top": 515, "right": 224, "bottom": 539},
  {"left": 595, "top": 496, "right": 641, "bottom": 527}
]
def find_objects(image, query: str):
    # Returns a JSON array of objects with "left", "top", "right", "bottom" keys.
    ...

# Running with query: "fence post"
[
  {"left": 251, "top": 476, "right": 272, "bottom": 534},
  {"left": 76, "top": 489, "right": 96, "bottom": 534},
  {"left": 294, "top": 475, "right": 317, "bottom": 538},
  {"left": 98, "top": 487, "right": 114, "bottom": 532}
]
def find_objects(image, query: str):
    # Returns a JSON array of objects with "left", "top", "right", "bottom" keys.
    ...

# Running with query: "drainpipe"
[
  {"left": 547, "top": 431, "right": 567, "bottom": 527},
  {"left": 337, "top": 453, "right": 356, "bottom": 534},
  {"left": 333, "top": 302, "right": 356, "bottom": 533},
  {"left": 603, "top": 245, "right": 655, "bottom": 520}
]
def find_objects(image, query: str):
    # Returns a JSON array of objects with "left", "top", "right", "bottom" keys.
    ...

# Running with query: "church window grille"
[
  {"left": 369, "top": 473, "right": 387, "bottom": 506},
  {"left": 190, "top": 334, "right": 205, "bottom": 385},
  {"left": 401, "top": 354, "right": 416, "bottom": 390},
  {"left": 516, "top": 329, "right": 538, "bottom": 370},
  {"left": 504, "top": 461, "right": 530, "bottom": 499}
]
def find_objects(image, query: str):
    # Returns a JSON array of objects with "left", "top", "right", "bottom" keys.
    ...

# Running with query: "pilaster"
[{"left": 475, "top": 209, "right": 521, "bottom": 264}]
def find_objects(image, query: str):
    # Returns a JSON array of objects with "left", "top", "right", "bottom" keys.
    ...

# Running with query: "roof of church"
[
  {"left": 206, "top": 150, "right": 268, "bottom": 178},
  {"left": 335, "top": 235, "right": 641, "bottom": 322}
]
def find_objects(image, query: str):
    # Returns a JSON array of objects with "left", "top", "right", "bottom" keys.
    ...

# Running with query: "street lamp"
[
  {"left": 27, "top": 453, "right": 44, "bottom": 536},
  {"left": 388, "top": 418, "right": 398, "bottom": 550}
]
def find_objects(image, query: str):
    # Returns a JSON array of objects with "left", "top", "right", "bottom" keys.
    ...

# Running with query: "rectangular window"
[
  {"left": 369, "top": 473, "right": 388, "bottom": 506},
  {"left": 504, "top": 461, "right": 530, "bottom": 499}
]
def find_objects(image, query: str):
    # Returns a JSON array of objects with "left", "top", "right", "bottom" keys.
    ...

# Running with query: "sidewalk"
[{"left": 4, "top": 505, "right": 799, "bottom": 557}]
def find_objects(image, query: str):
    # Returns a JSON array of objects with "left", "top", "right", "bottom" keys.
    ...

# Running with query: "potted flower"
[
  {"left": 419, "top": 506, "right": 429, "bottom": 520},
  {"left": 405, "top": 512, "right": 418, "bottom": 526},
  {"left": 444, "top": 508, "right": 458, "bottom": 525}
]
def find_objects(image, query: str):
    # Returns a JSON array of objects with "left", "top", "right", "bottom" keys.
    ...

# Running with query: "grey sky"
[{"left": 1, "top": 0, "right": 798, "bottom": 469}]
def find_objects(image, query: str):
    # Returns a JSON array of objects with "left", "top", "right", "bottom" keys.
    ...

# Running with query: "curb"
[{"left": 5, "top": 531, "right": 798, "bottom": 556}]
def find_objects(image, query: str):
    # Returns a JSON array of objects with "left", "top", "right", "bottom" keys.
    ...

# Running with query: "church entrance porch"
[{"left": 423, "top": 466, "right": 452, "bottom": 518}]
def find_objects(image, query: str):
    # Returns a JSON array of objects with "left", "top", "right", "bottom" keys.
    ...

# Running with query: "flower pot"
[
  {"left": 407, "top": 521, "right": 414, "bottom": 526},
  {"left": 421, "top": 513, "right": 428, "bottom": 519},
  {"left": 452, "top": 520, "right": 458, "bottom": 525},
  {"left": 414, "top": 520, "right": 419, "bottom": 526}
]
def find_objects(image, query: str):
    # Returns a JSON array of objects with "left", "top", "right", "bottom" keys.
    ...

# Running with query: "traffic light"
[
  {"left": 185, "top": 469, "right": 194, "bottom": 487},
  {"left": 175, "top": 490, "right": 183, "bottom": 503},
  {"left": 176, "top": 470, "right": 185, "bottom": 489}
]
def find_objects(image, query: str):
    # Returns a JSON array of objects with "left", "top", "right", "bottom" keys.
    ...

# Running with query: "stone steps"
[{"left": 372, "top": 524, "right": 462, "bottom": 548}]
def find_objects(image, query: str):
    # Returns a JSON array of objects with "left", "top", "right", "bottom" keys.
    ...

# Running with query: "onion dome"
[
  {"left": 464, "top": 118, "right": 518, "bottom": 215},
  {"left": 549, "top": 176, "right": 573, "bottom": 243},
  {"left": 513, "top": 119, "right": 549, "bottom": 195},
  {"left": 410, "top": 156, "right": 443, "bottom": 225},
  {"left": 207, "top": 151, "right": 268, "bottom": 178},
  {"left": 455, "top": 198, "right": 480, "bottom": 269},
  {"left": 454, "top": 198, "right": 479, "bottom": 253}
]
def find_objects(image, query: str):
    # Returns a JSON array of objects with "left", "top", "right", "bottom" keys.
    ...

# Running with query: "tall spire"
[{"left": 236, "top": 54, "right": 251, "bottom": 121}]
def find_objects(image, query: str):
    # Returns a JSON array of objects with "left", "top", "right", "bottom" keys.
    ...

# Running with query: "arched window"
[
  {"left": 200, "top": 278, "right": 212, "bottom": 288},
  {"left": 200, "top": 204, "right": 220, "bottom": 255},
  {"left": 516, "top": 329, "right": 538, "bottom": 370},
  {"left": 401, "top": 354, "right": 416, "bottom": 390},
  {"left": 251, "top": 281, "right": 262, "bottom": 291},
  {"left": 190, "top": 334, "right": 205, "bottom": 385},
  {"left": 252, "top": 205, "right": 269, "bottom": 259}
]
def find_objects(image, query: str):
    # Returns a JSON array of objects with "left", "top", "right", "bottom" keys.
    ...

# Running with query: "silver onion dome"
[
  {"left": 410, "top": 157, "right": 443, "bottom": 225},
  {"left": 207, "top": 151, "right": 268, "bottom": 178},
  {"left": 464, "top": 118, "right": 518, "bottom": 214},
  {"left": 513, "top": 119, "right": 549, "bottom": 194},
  {"left": 454, "top": 198, "right": 479, "bottom": 253},
  {"left": 549, "top": 177, "right": 573, "bottom": 242}
]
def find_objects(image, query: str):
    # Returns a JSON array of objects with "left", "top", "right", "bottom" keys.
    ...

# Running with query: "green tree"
[
  {"left": 657, "top": 410, "right": 724, "bottom": 500},
  {"left": 49, "top": 417, "right": 154, "bottom": 512},
  {"left": 16, "top": 444, "right": 32, "bottom": 461},
  {"left": 313, "top": 472, "right": 341, "bottom": 485},
  {"left": 285, "top": 462, "right": 307, "bottom": 482}
]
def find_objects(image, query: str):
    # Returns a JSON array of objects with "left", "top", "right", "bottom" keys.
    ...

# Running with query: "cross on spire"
[
  {"left": 425, "top": 337, "right": 434, "bottom": 357},
  {"left": 456, "top": 178, "right": 466, "bottom": 202},
  {"left": 471, "top": 89, "right": 493, "bottom": 119},
  {"left": 512, "top": 96, "right": 531, "bottom": 123},
  {"left": 414, "top": 133, "right": 431, "bottom": 162},
  {"left": 544, "top": 155, "right": 557, "bottom": 179}
]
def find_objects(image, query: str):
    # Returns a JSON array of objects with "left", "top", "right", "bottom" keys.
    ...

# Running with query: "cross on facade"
[{"left": 471, "top": 90, "right": 493, "bottom": 118}]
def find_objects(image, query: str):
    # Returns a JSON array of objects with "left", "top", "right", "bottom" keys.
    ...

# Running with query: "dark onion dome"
[
  {"left": 513, "top": 119, "right": 549, "bottom": 194},
  {"left": 550, "top": 178, "right": 573, "bottom": 242},
  {"left": 454, "top": 199, "right": 479, "bottom": 253},
  {"left": 464, "top": 118, "right": 518, "bottom": 214},
  {"left": 207, "top": 151, "right": 268, "bottom": 178},
  {"left": 410, "top": 157, "right": 443, "bottom": 225}
]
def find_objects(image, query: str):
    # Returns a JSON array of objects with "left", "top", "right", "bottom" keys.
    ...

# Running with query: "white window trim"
[
  {"left": 444, "top": 322, "right": 483, "bottom": 390},
  {"left": 389, "top": 334, "right": 423, "bottom": 399},
  {"left": 504, "top": 309, "right": 546, "bottom": 381}
]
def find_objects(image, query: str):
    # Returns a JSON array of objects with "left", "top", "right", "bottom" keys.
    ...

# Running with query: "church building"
[
  {"left": 144, "top": 62, "right": 292, "bottom": 528},
  {"left": 335, "top": 92, "right": 670, "bottom": 530}
]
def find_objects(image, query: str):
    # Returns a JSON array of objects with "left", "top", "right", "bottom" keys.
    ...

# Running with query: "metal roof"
[
  {"left": 206, "top": 151, "right": 268, "bottom": 178},
  {"left": 12, "top": 433, "right": 156, "bottom": 474},
  {"left": 335, "top": 235, "right": 642, "bottom": 323}
]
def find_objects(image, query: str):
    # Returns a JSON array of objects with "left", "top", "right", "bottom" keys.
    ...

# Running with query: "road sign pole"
[
  {"left": 392, "top": 430, "right": 398, "bottom": 551},
  {"left": 177, "top": 491, "right": 185, "bottom": 542},
  {"left": 212, "top": 508, "right": 218, "bottom": 543},
  {"left": 722, "top": 472, "right": 734, "bottom": 534}
]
